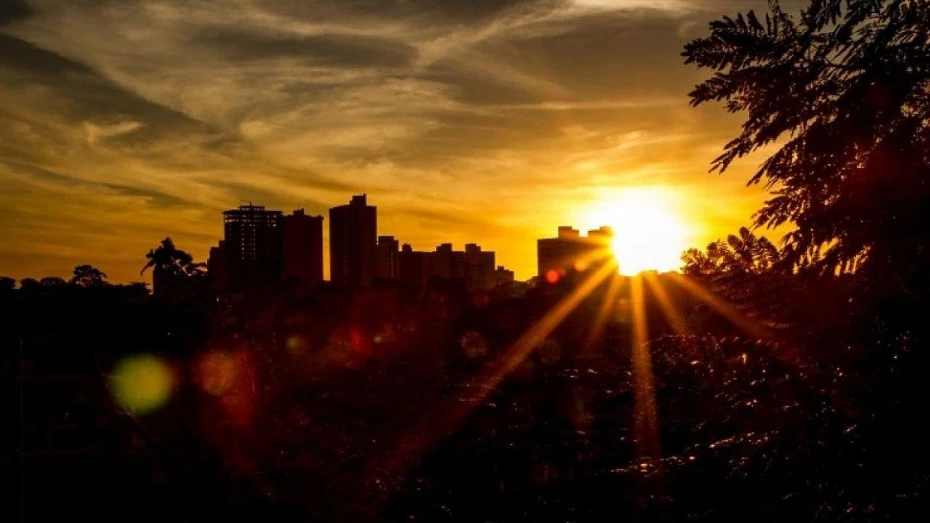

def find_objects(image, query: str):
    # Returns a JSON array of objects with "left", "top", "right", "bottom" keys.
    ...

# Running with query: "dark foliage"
[
  {"left": 142, "top": 237, "right": 207, "bottom": 297},
  {"left": 70, "top": 264, "right": 108, "bottom": 288},
  {"left": 684, "top": 0, "right": 930, "bottom": 286}
]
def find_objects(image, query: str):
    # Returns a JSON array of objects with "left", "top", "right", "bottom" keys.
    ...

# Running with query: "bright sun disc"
[{"left": 580, "top": 189, "right": 689, "bottom": 276}]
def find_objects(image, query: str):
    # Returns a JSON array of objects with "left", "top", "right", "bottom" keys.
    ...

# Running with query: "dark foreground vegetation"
[
  {"left": 1, "top": 247, "right": 927, "bottom": 521},
  {"left": 3, "top": 0, "right": 929, "bottom": 521}
]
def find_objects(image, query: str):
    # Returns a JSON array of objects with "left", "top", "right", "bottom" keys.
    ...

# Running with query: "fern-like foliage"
[
  {"left": 684, "top": 0, "right": 930, "bottom": 288},
  {"left": 682, "top": 228, "right": 799, "bottom": 330}
]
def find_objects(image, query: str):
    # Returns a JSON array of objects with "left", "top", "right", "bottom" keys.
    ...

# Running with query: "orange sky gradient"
[{"left": 0, "top": 0, "right": 805, "bottom": 283}]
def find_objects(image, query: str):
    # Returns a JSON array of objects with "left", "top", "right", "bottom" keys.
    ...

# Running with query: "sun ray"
[
  {"left": 359, "top": 260, "right": 620, "bottom": 509},
  {"left": 666, "top": 272, "right": 773, "bottom": 340},
  {"left": 643, "top": 272, "right": 689, "bottom": 336},
  {"left": 629, "top": 274, "right": 665, "bottom": 520},
  {"left": 582, "top": 271, "right": 624, "bottom": 355},
  {"left": 629, "top": 275, "right": 661, "bottom": 462}
]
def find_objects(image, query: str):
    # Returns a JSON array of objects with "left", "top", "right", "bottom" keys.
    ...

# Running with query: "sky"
[{"left": 0, "top": 0, "right": 806, "bottom": 282}]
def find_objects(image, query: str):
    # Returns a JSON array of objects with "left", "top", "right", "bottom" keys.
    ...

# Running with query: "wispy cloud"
[{"left": 0, "top": 0, "right": 789, "bottom": 281}]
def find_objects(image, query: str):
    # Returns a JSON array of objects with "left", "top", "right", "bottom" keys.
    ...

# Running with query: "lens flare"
[
  {"left": 196, "top": 351, "right": 239, "bottom": 396},
  {"left": 545, "top": 269, "right": 562, "bottom": 284},
  {"left": 109, "top": 354, "right": 175, "bottom": 415}
]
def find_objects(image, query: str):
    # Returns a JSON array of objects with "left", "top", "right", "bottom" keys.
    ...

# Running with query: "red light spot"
[
  {"left": 470, "top": 291, "right": 490, "bottom": 308},
  {"left": 348, "top": 326, "right": 372, "bottom": 355},
  {"left": 195, "top": 350, "right": 255, "bottom": 428},
  {"left": 196, "top": 352, "right": 238, "bottom": 396},
  {"left": 545, "top": 270, "right": 561, "bottom": 284}
]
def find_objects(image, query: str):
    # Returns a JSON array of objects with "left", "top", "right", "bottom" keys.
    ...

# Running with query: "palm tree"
[
  {"left": 142, "top": 237, "right": 189, "bottom": 294},
  {"left": 141, "top": 237, "right": 203, "bottom": 295}
]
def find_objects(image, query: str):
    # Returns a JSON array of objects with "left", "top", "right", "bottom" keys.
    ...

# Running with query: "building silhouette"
[
  {"left": 282, "top": 209, "right": 324, "bottom": 291},
  {"left": 208, "top": 240, "right": 229, "bottom": 290},
  {"left": 208, "top": 204, "right": 326, "bottom": 291},
  {"left": 375, "top": 235, "right": 399, "bottom": 280},
  {"left": 537, "top": 226, "right": 613, "bottom": 280},
  {"left": 389, "top": 242, "right": 497, "bottom": 291},
  {"left": 463, "top": 243, "right": 495, "bottom": 290},
  {"left": 396, "top": 243, "right": 432, "bottom": 289},
  {"left": 205, "top": 196, "right": 516, "bottom": 292},
  {"left": 493, "top": 265, "right": 515, "bottom": 287},
  {"left": 218, "top": 203, "right": 283, "bottom": 288},
  {"left": 330, "top": 194, "right": 377, "bottom": 290}
]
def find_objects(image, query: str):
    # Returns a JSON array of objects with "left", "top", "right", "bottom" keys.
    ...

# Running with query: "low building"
[
  {"left": 537, "top": 225, "right": 613, "bottom": 281},
  {"left": 492, "top": 265, "right": 515, "bottom": 287}
]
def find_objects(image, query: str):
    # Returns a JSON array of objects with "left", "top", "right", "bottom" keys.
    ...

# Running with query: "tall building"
[
  {"left": 282, "top": 209, "right": 324, "bottom": 291},
  {"left": 463, "top": 243, "right": 495, "bottom": 290},
  {"left": 208, "top": 240, "right": 228, "bottom": 290},
  {"left": 329, "top": 194, "right": 377, "bottom": 290},
  {"left": 375, "top": 235, "right": 399, "bottom": 280},
  {"left": 537, "top": 225, "right": 613, "bottom": 280},
  {"left": 222, "top": 203, "right": 283, "bottom": 287},
  {"left": 433, "top": 243, "right": 454, "bottom": 279}
]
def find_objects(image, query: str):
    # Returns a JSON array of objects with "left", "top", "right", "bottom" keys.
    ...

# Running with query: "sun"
[{"left": 580, "top": 189, "right": 689, "bottom": 276}]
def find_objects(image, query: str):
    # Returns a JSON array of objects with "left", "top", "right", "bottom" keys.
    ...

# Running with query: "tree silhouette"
[
  {"left": 0, "top": 276, "right": 15, "bottom": 293},
  {"left": 40, "top": 276, "right": 67, "bottom": 286},
  {"left": 141, "top": 237, "right": 203, "bottom": 295},
  {"left": 70, "top": 264, "right": 108, "bottom": 288},
  {"left": 683, "top": 227, "right": 780, "bottom": 278},
  {"left": 683, "top": 228, "right": 799, "bottom": 330},
  {"left": 684, "top": 0, "right": 930, "bottom": 285},
  {"left": 19, "top": 277, "right": 40, "bottom": 291}
]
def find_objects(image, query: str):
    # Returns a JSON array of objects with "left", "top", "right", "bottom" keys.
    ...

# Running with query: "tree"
[
  {"left": 682, "top": 228, "right": 800, "bottom": 331},
  {"left": 684, "top": 0, "right": 930, "bottom": 286},
  {"left": 0, "top": 276, "right": 15, "bottom": 293},
  {"left": 141, "top": 237, "right": 204, "bottom": 295},
  {"left": 19, "top": 278, "right": 40, "bottom": 291},
  {"left": 70, "top": 264, "right": 108, "bottom": 288},
  {"left": 40, "top": 277, "right": 67, "bottom": 286},
  {"left": 682, "top": 227, "right": 780, "bottom": 278}
]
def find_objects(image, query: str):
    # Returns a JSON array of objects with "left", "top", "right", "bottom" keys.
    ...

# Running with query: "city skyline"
[
  {"left": 207, "top": 196, "right": 525, "bottom": 290},
  {"left": 0, "top": 0, "right": 807, "bottom": 284}
]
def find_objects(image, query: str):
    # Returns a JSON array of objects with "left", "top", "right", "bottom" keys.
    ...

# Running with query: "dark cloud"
[
  {"left": 196, "top": 28, "right": 417, "bottom": 68},
  {"left": 0, "top": 0, "right": 32, "bottom": 26},
  {"left": 453, "top": 13, "right": 699, "bottom": 102},
  {"left": 0, "top": 34, "right": 227, "bottom": 141},
  {"left": 252, "top": 0, "right": 549, "bottom": 26},
  {"left": 1, "top": 160, "right": 191, "bottom": 208}
]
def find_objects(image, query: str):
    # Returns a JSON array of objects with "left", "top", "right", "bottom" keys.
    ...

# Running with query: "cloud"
[
  {"left": 84, "top": 120, "right": 144, "bottom": 145},
  {"left": 195, "top": 27, "right": 418, "bottom": 68},
  {"left": 0, "top": 0, "right": 31, "bottom": 26},
  {"left": 0, "top": 0, "right": 788, "bottom": 281}
]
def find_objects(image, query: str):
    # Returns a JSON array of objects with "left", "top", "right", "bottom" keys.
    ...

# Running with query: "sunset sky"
[{"left": 0, "top": 0, "right": 804, "bottom": 282}]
